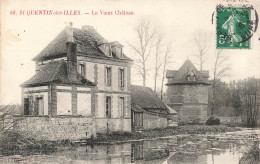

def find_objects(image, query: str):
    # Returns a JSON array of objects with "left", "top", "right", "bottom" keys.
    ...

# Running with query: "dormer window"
[
  {"left": 110, "top": 41, "right": 123, "bottom": 59},
  {"left": 79, "top": 64, "right": 85, "bottom": 77},
  {"left": 187, "top": 68, "right": 196, "bottom": 81},
  {"left": 116, "top": 46, "right": 123, "bottom": 59},
  {"left": 104, "top": 45, "right": 112, "bottom": 57}
]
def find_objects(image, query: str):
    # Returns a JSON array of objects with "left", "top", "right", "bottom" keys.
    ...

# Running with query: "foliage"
[
  {"left": 211, "top": 50, "right": 231, "bottom": 115},
  {"left": 0, "top": 131, "right": 56, "bottom": 155},
  {"left": 206, "top": 115, "right": 220, "bottom": 125},
  {"left": 239, "top": 141, "right": 259, "bottom": 164},
  {"left": 231, "top": 90, "right": 242, "bottom": 116}
]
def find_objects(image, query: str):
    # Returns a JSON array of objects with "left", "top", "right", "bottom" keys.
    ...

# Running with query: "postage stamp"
[{"left": 216, "top": 6, "right": 251, "bottom": 49}]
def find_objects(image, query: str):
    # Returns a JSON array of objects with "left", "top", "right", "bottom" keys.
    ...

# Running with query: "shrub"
[{"left": 206, "top": 115, "right": 220, "bottom": 125}]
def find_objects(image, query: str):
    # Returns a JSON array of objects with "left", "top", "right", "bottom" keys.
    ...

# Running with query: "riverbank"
[
  {"left": 86, "top": 125, "right": 241, "bottom": 144},
  {"left": 0, "top": 125, "right": 241, "bottom": 155}
]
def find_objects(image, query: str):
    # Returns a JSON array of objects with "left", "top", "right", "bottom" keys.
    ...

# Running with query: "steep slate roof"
[
  {"left": 21, "top": 60, "right": 95, "bottom": 87},
  {"left": 130, "top": 85, "right": 168, "bottom": 112},
  {"left": 166, "top": 70, "right": 177, "bottom": 78},
  {"left": 166, "top": 60, "right": 210, "bottom": 85},
  {"left": 110, "top": 41, "right": 123, "bottom": 47},
  {"left": 33, "top": 27, "right": 132, "bottom": 61}
]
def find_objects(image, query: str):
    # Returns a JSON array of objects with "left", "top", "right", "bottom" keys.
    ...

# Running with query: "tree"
[
  {"left": 231, "top": 88, "right": 242, "bottom": 118},
  {"left": 211, "top": 50, "right": 230, "bottom": 115},
  {"left": 160, "top": 41, "right": 172, "bottom": 99},
  {"left": 240, "top": 78, "right": 260, "bottom": 127},
  {"left": 128, "top": 18, "right": 156, "bottom": 87},
  {"left": 154, "top": 31, "right": 164, "bottom": 92},
  {"left": 192, "top": 30, "right": 211, "bottom": 71}
]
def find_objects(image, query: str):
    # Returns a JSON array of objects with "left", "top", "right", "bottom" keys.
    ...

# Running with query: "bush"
[{"left": 206, "top": 115, "right": 220, "bottom": 125}]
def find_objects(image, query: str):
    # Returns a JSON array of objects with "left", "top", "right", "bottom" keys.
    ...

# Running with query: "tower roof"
[{"left": 166, "top": 60, "right": 210, "bottom": 85}]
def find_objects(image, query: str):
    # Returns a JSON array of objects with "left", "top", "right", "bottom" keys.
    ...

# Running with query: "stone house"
[
  {"left": 19, "top": 24, "right": 132, "bottom": 140},
  {"left": 130, "top": 85, "right": 175, "bottom": 131},
  {"left": 166, "top": 60, "right": 210, "bottom": 123}
]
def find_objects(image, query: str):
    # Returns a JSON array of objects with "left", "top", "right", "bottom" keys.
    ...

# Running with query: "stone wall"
[
  {"left": 167, "top": 84, "right": 209, "bottom": 123},
  {"left": 95, "top": 118, "right": 131, "bottom": 133},
  {"left": 13, "top": 116, "right": 96, "bottom": 141},
  {"left": 143, "top": 113, "right": 168, "bottom": 130},
  {"left": 180, "top": 105, "right": 208, "bottom": 123}
]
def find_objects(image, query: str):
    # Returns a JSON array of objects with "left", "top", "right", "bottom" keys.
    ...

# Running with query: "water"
[{"left": 1, "top": 129, "right": 259, "bottom": 164}]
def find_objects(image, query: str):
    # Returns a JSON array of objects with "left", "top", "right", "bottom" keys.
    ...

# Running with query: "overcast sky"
[{"left": 1, "top": 0, "right": 260, "bottom": 105}]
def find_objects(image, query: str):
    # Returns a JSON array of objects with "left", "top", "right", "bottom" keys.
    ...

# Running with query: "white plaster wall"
[
  {"left": 77, "top": 93, "right": 91, "bottom": 116},
  {"left": 24, "top": 92, "right": 48, "bottom": 115},
  {"left": 97, "top": 93, "right": 105, "bottom": 118},
  {"left": 86, "top": 62, "right": 95, "bottom": 82},
  {"left": 97, "top": 64, "right": 105, "bottom": 90},
  {"left": 24, "top": 86, "right": 48, "bottom": 92},
  {"left": 56, "top": 86, "right": 72, "bottom": 90},
  {"left": 57, "top": 92, "right": 72, "bottom": 115},
  {"left": 124, "top": 67, "right": 128, "bottom": 90},
  {"left": 112, "top": 65, "right": 119, "bottom": 91},
  {"left": 77, "top": 87, "right": 91, "bottom": 91},
  {"left": 112, "top": 95, "right": 119, "bottom": 118}
]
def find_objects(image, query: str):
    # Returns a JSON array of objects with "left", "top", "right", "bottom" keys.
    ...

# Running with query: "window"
[
  {"left": 24, "top": 98, "right": 30, "bottom": 115},
  {"left": 106, "top": 67, "right": 112, "bottom": 86},
  {"left": 79, "top": 64, "right": 85, "bottom": 76},
  {"left": 106, "top": 96, "right": 111, "bottom": 118},
  {"left": 105, "top": 45, "right": 112, "bottom": 57},
  {"left": 117, "top": 47, "right": 123, "bottom": 58},
  {"left": 119, "top": 97, "right": 125, "bottom": 117},
  {"left": 187, "top": 69, "right": 196, "bottom": 81},
  {"left": 119, "top": 69, "right": 125, "bottom": 87}
]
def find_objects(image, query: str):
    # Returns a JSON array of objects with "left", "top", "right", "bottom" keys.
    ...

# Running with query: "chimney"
[
  {"left": 66, "top": 22, "right": 77, "bottom": 81},
  {"left": 66, "top": 42, "right": 77, "bottom": 81},
  {"left": 66, "top": 22, "right": 74, "bottom": 42}
]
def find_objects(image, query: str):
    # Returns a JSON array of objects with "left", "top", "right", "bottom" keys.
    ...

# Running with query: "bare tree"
[
  {"left": 160, "top": 41, "right": 172, "bottom": 99},
  {"left": 193, "top": 30, "right": 211, "bottom": 71},
  {"left": 128, "top": 18, "right": 156, "bottom": 86},
  {"left": 154, "top": 31, "right": 164, "bottom": 92},
  {"left": 211, "top": 50, "right": 231, "bottom": 115},
  {"left": 240, "top": 78, "right": 260, "bottom": 127}
]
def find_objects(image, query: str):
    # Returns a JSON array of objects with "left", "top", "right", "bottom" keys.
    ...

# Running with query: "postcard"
[{"left": 0, "top": 0, "right": 259, "bottom": 163}]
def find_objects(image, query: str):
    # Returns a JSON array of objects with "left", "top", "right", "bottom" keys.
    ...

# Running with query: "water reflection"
[{"left": 0, "top": 129, "right": 259, "bottom": 164}]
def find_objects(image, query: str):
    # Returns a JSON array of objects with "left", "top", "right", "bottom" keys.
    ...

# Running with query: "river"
[{"left": 1, "top": 129, "right": 259, "bottom": 164}]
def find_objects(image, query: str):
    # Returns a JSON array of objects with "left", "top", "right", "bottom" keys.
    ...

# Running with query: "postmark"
[{"left": 216, "top": 5, "right": 257, "bottom": 49}]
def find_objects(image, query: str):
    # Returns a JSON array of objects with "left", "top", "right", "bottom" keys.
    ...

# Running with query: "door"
[
  {"left": 133, "top": 112, "right": 143, "bottom": 128},
  {"left": 36, "top": 97, "right": 44, "bottom": 116}
]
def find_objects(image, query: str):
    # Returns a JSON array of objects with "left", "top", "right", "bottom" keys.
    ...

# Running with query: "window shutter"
[
  {"left": 104, "top": 66, "right": 107, "bottom": 87},
  {"left": 118, "top": 68, "right": 121, "bottom": 89},
  {"left": 84, "top": 63, "right": 86, "bottom": 77}
]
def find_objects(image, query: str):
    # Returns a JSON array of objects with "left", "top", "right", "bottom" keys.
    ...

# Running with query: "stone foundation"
[{"left": 13, "top": 116, "right": 96, "bottom": 141}]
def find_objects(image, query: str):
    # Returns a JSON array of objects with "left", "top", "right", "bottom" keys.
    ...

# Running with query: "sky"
[{"left": 1, "top": 0, "right": 260, "bottom": 105}]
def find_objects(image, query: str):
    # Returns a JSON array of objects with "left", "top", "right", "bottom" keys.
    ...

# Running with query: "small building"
[
  {"left": 166, "top": 60, "right": 210, "bottom": 123},
  {"left": 130, "top": 85, "right": 175, "bottom": 131}
]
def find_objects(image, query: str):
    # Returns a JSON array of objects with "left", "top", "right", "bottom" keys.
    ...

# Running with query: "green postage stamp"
[{"left": 216, "top": 6, "right": 251, "bottom": 49}]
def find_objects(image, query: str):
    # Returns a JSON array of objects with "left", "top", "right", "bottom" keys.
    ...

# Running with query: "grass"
[{"left": 87, "top": 125, "right": 241, "bottom": 144}]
